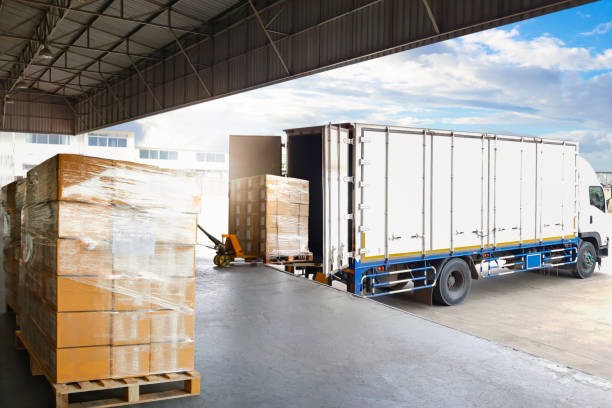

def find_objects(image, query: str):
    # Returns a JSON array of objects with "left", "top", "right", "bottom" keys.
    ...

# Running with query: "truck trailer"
[{"left": 233, "top": 124, "right": 612, "bottom": 305}]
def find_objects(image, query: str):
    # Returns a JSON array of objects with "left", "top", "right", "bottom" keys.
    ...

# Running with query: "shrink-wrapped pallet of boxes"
[
  {"left": 1, "top": 179, "right": 27, "bottom": 315},
  {"left": 17, "top": 154, "right": 201, "bottom": 387},
  {"left": 229, "top": 175, "right": 311, "bottom": 262}
]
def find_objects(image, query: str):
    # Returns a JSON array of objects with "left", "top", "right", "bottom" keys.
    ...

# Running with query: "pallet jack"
[{"left": 198, "top": 225, "right": 257, "bottom": 267}]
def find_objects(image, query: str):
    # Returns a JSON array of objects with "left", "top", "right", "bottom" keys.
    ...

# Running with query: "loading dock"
[{"left": 1, "top": 258, "right": 611, "bottom": 407}]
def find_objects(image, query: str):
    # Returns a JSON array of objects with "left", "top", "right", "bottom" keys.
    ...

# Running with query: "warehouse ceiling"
[{"left": 0, "top": 0, "right": 598, "bottom": 135}]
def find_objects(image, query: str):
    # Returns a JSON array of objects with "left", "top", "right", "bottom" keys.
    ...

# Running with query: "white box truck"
[{"left": 230, "top": 124, "right": 611, "bottom": 305}]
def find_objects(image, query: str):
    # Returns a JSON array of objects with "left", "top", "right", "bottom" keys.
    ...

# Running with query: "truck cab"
[{"left": 578, "top": 157, "right": 611, "bottom": 270}]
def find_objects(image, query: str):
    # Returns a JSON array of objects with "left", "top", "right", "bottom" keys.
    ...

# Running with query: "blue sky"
[{"left": 120, "top": 0, "right": 612, "bottom": 171}]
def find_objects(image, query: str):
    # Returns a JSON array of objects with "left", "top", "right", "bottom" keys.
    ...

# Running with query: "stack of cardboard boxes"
[
  {"left": 229, "top": 175, "right": 310, "bottom": 261},
  {"left": 1, "top": 179, "right": 26, "bottom": 314},
  {"left": 17, "top": 154, "right": 200, "bottom": 383}
]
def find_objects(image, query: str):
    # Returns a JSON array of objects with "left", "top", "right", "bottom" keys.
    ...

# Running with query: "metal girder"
[
  {"left": 49, "top": 0, "right": 188, "bottom": 97},
  {"left": 248, "top": 0, "right": 290, "bottom": 75},
  {"left": 129, "top": 57, "right": 163, "bottom": 109},
  {"left": 0, "top": 32, "right": 165, "bottom": 61},
  {"left": 169, "top": 29, "right": 212, "bottom": 96},
  {"left": 23, "top": 0, "right": 117, "bottom": 98},
  {"left": 421, "top": 0, "right": 440, "bottom": 34},
  {"left": 3, "top": 0, "right": 71, "bottom": 95},
  {"left": 10, "top": 0, "right": 209, "bottom": 36}
]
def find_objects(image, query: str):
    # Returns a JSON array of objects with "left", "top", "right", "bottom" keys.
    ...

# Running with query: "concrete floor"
[
  {"left": 377, "top": 260, "right": 612, "bottom": 381},
  {"left": 1, "top": 260, "right": 612, "bottom": 407}
]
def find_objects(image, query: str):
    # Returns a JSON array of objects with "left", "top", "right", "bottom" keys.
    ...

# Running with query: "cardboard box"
[
  {"left": 229, "top": 175, "right": 310, "bottom": 259},
  {"left": 111, "top": 312, "right": 151, "bottom": 345},
  {"left": 113, "top": 161, "right": 202, "bottom": 214},
  {"left": 150, "top": 278, "right": 196, "bottom": 310},
  {"left": 112, "top": 278, "right": 151, "bottom": 311},
  {"left": 150, "top": 311, "right": 194, "bottom": 343},
  {"left": 52, "top": 276, "right": 113, "bottom": 312},
  {"left": 26, "top": 154, "right": 114, "bottom": 205},
  {"left": 27, "top": 239, "right": 113, "bottom": 276},
  {"left": 56, "top": 346, "right": 111, "bottom": 383},
  {"left": 57, "top": 312, "right": 112, "bottom": 348},
  {"left": 111, "top": 345, "right": 150, "bottom": 378},
  {"left": 22, "top": 201, "right": 112, "bottom": 242},
  {"left": 150, "top": 342, "right": 195, "bottom": 373}
]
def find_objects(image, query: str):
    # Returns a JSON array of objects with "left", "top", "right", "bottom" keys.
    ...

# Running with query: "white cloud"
[
  {"left": 581, "top": 21, "right": 612, "bottom": 36},
  {"left": 136, "top": 26, "right": 612, "bottom": 170}
]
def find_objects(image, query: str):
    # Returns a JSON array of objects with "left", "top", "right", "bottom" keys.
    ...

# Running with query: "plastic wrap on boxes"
[
  {"left": 1, "top": 179, "right": 27, "bottom": 312},
  {"left": 229, "top": 174, "right": 310, "bottom": 259},
  {"left": 15, "top": 154, "right": 198, "bottom": 383}
]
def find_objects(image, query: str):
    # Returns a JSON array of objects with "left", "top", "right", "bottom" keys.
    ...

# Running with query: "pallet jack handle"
[{"left": 198, "top": 224, "right": 223, "bottom": 248}]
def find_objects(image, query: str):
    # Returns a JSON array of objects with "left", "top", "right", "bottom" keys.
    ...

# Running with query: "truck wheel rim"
[
  {"left": 583, "top": 253, "right": 595, "bottom": 268},
  {"left": 447, "top": 271, "right": 463, "bottom": 292}
]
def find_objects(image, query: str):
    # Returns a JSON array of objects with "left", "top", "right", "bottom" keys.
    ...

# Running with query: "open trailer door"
[{"left": 228, "top": 135, "right": 282, "bottom": 181}]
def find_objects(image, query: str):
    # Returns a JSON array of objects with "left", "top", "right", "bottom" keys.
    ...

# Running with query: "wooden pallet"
[
  {"left": 15, "top": 331, "right": 200, "bottom": 408},
  {"left": 54, "top": 371, "right": 200, "bottom": 408},
  {"left": 265, "top": 252, "right": 314, "bottom": 264}
]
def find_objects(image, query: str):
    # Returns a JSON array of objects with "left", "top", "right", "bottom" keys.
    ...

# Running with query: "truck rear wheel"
[
  {"left": 433, "top": 258, "right": 471, "bottom": 306},
  {"left": 573, "top": 241, "right": 597, "bottom": 279}
]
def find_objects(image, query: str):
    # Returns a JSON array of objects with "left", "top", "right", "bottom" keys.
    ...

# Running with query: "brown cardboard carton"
[
  {"left": 22, "top": 201, "right": 112, "bottom": 242},
  {"left": 150, "top": 311, "right": 194, "bottom": 343},
  {"left": 229, "top": 175, "right": 310, "bottom": 259},
  {"left": 111, "top": 312, "right": 151, "bottom": 345},
  {"left": 150, "top": 342, "right": 195, "bottom": 373},
  {"left": 111, "top": 345, "right": 150, "bottom": 377},
  {"left": 113, "top": 160, "right": 202, "bottom": 214},
  {"left": 150, "top": 278, "right": 196, "bottom": 310},
  {"left": 57, "top": 312, "right": 112, "bottom": 347},
  {"left": 54, "top": 276, "right": 112, "bottom": 312},
  {"left": 112, "top": 279, "right": 151, "bottom": 311},
  {"left": 26, "top": 154, "right": 114, "bottom": 205},
  {"left": 56, "top": 346, "right": 111, "bottom": 383},
  {"left": 27, "top": 239, "right": 113, "bottom": 276}
]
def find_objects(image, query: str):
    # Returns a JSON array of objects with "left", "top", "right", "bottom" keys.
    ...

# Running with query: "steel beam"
[
  {"left": 10, "top": 0, "right": 209, "bottom": 36},
  {"left": 3, "top": 0, "right": 71, "bottom": 96},
  {"left": 248, "top": 0, "right": 290, "bottom": 75},
  {"left": 421, "top": 0, "right": 440, "bottom": 34},
  {"left": 48, "top": 0, "right": 188, "bottom": 96}
]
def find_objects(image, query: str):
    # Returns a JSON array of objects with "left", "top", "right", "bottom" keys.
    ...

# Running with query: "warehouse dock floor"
[
  {"left": 1, "top": 259, "right": 611, "bottom": 407},
  {"left": 377, "top": 260, "right": 612, "bottom": 381}
]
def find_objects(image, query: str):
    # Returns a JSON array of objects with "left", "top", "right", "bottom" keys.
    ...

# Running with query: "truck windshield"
[{"left": 589, "top": 186, "right": 606, "bottom": 212}]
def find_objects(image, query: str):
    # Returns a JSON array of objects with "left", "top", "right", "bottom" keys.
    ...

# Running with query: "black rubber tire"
[
  {"left": 573, "top": 241, "right": 597, "bottom": 279},
  {"left": 433, "top": 258, "right": 472, "bottom": 306},
  {"left": 213, "top": 255, "right": 220, "bottom": 266}
]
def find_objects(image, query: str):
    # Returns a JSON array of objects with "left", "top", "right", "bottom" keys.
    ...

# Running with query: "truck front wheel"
[
  {"left": 573, "top": 241, "right": 597, "bottom": 279},
  {"left": 433, "top": 258, "right": 472, "bottom": 306}
]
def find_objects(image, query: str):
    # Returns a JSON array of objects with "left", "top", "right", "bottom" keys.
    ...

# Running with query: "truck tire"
[
  {"left": 573, "top": 241, "right": 597, "bottom": 279},
  {"left": 433, "top": 258, "right": 472, "bottom": 306}
]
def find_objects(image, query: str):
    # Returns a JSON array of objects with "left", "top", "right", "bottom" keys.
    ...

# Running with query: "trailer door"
[
  {"left": 228, "top": 135, "right": 282, "bottom": 181},
  {"left": 323, "top": 125, "right": 350, "bottom": 274},
  {"left": 387, "top": 129, "right": 426, "bottom": 256}
]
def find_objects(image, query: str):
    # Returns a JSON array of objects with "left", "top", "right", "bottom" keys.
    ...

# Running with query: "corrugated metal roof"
[
  {"left": 0, "top": 0, "right": 242, "bottom": 98},
  {"left": 0, "top": 0, "right": 599, "bottom": 135}
]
